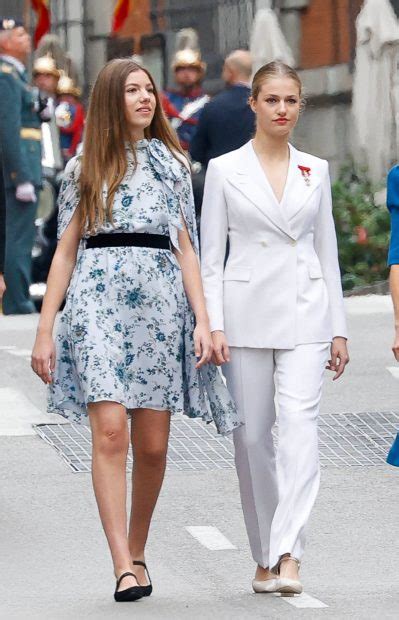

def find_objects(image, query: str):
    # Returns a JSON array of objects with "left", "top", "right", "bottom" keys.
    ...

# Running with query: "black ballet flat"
[
  {"left": 133, "top": 560, "right": 153, "bottom": 597},
  {"left": 114, "top": 571, "right": 143, "bottom": 602}
]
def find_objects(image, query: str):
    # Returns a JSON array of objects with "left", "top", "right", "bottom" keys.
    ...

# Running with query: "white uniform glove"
[
  {"left": 39, "top": 96, "right": 55, "bottom": 122},
  {"left": 16, "top": 182, "right": 37, "bottom": 203}
]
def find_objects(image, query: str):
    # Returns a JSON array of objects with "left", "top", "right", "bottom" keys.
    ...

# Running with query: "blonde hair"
[
  {"left": 251, "top": 61, "right": 302, "bottom": 100},
  {"left": 79, "top": 58, "right": 185, "bottom": 235}
]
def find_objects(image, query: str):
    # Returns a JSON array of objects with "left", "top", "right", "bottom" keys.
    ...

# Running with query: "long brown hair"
[{"left": 79, "top": 58, "right": 185, "bottom": 235}]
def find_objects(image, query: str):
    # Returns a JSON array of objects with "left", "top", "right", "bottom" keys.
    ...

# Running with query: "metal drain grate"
[
  {"left": 317, "top": 411, "right": 397, "bottom": 467},
  {"left": 34, "top": 411, "right": 399, "bottom": 473},
  {"left": 34, "top": 415, "right": 235, "bottom": 473}
]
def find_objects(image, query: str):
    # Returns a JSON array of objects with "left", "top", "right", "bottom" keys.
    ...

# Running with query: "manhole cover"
[{"left": 34, "top": 411, "right": 398, "bottom": 473}]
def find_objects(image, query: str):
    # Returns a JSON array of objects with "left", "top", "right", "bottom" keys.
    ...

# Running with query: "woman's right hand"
[
  {"left": 211, "top": 330, "right": 230, "bottom": 366},
  {"left": 31, "top": 332, "right": 56, "bottom": 384}
]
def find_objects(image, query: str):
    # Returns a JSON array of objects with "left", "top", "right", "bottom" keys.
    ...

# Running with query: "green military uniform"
[{"left": 0, "top": 55, "right": 42, "bottom": 313}]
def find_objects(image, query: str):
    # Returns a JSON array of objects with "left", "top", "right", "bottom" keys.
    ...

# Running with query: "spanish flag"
[
  {"left": 112, "top": 0, "right": 130, "bottom": 34},
  {"left": 31, "top": 0, "right": 51, "bottom": 47}
]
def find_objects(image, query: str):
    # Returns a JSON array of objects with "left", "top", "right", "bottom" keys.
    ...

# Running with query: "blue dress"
[
  {"left": 387, "top": 165, "right": 399, "bottom": 265},
  {"left": 48, "top": 138, "right": 240, "bottom": 436}
]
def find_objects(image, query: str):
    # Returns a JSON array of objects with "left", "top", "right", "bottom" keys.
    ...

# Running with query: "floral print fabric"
[{"left": 48, "top": 139, "right": 240, "bottom": 436}]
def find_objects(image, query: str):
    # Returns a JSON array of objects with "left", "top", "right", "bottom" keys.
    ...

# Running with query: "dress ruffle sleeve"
[
  {"left": 182, "top": 305, "right": 241, "bottom": 435},
  {"left": 57, "top": 156, "right": 82, "bottom": 240},
  {"left": 146, "top": 139, "right": 199, "bottom": 255}
]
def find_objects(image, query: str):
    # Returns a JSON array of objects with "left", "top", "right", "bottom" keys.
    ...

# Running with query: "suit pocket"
[
  {"left": 223, "top": 267, "right": 251, "bottom": 281},
  {"left": 308, "top": 261, "right": 323, "bottom": 279}
]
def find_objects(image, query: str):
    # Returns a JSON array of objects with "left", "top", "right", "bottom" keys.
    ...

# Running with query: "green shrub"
[{"left": 332, "top": 166, "right": 390, "bottom": 290}]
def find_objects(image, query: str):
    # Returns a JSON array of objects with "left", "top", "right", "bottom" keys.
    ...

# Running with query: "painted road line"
[
  {"left": 387, "top": 366, "right": 399, "bottom": 379},
  {"left": 0, "top": 388, "right": 66, "bottom": 436},
  {"left": 185, "top": 526, "right": 237, "bottom": 550},
  {"left": 280, "top": 592, "right": 328, "bottom": 609}
]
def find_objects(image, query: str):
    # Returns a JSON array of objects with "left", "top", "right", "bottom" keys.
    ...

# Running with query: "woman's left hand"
[
  {"left": 326, "top": 337, "right": 349, "bottom": 380},
  {"left": 194, "top": 322, "right": 213, "bottom": 369}
]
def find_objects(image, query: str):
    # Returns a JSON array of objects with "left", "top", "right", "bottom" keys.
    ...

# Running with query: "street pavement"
[{"left": 0, "top": 296, "right": 398, "bottom": 619}]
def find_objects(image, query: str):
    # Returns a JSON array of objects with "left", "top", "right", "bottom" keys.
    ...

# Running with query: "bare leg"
[
  {"left": 88, "top": 401, "right": 137, "bottom": 591},
  {"left": 128, "top": 408, "right": 170, "bottom": 585}
]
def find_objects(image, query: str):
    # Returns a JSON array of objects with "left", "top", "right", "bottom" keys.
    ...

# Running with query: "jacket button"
[
  {"left": 290, "top": 240, "right": 297, "bottom": 246},
  {"left": 261, "top": 241, "right": 267, "bottom": 247}
]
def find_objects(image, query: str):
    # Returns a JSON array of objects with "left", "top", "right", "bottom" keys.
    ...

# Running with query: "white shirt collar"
[{"left": 0, "top": 54, "right": 26, "bottom": 75}]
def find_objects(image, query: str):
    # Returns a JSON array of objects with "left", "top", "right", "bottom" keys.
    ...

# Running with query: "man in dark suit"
[
  {"left": 0, "top": 18, "right": 42, "bottom": 314},
  {"left": 190, "top": 50, "right": 255, "bottom": 168}
]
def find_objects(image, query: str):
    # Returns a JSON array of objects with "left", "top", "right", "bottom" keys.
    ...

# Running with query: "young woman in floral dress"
[{"left": 31, "top": 59, "right": 238, "bottom": 602}]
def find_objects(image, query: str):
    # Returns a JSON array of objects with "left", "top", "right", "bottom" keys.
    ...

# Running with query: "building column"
[{"left": 278, "top": 0, "right": 310, "bottom": 67}]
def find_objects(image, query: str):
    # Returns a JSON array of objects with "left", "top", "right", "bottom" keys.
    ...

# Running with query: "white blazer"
[{"left": 200, "top": 140, "right": 347, "bottom": 349}]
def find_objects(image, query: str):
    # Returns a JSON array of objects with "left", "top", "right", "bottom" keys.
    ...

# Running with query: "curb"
[{"left": 344, "top": 280, "right": 389, "bottom": 297}]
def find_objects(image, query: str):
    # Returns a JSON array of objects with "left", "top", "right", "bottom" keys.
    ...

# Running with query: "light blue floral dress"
[{"left": 48, "top": 138, "right": 240, "bottom": 436}]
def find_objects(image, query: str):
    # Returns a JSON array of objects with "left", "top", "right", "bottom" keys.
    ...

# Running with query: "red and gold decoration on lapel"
[
  {"left": 112, "top": 0, "right": 130, "bottom": 34},
  {"left": 298, "top": 165, "right": 311, "bottom": 186},
  {"left": 30, "top": 0, "right": 50, "bottom": 47}
]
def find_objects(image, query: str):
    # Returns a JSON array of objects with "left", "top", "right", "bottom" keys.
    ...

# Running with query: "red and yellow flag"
[
  {"left": 112, "top": 0, "right": 130, "bottom": 34},
  {"left": 31, "top": 0, "right": 51, "bottom": 47}
]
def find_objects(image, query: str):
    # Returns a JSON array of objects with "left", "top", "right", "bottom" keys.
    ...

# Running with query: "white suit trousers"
[{"left": 223, "top": 343, "right": 330, "bottom": 570}]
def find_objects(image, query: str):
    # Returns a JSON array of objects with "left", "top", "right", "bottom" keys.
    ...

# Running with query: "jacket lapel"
[
  {"left": 227, "top": 141, "right": 294, "bottom": 239},
  {"left": 281, "top": 144, "right": 322, "bottom": 221}
]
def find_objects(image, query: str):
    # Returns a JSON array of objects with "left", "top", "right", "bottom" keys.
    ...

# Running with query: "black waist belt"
[{"left": 85, "top": 232, "right": 171, "bottom": 250}]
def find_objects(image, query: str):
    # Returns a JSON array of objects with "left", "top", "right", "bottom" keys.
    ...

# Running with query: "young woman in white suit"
[{"left": 200, "top": 62, "right": 349, "bottom": 594}]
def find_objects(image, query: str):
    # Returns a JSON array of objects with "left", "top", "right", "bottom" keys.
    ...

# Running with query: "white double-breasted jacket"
[{"left": 200, "top": 140, "right": 347, "bottom": 349}]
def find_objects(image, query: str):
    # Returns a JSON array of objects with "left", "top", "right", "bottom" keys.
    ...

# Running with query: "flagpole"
[
  {"left": 24, "top": 0, "right": 32, "bottom": 33},
  {"left": 24, "top": 0, "right": 33, "bottom": 72}
]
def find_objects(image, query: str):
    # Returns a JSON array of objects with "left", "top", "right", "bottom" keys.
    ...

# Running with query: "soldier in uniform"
[
  {"left": 55, "top": 74, "right": 85, "bottom": 165},
  {"left": 32, "top": 54, "right": 63, "bottom": 178},
  {"left": 0, "top": 18, "right": 42, "bottom": 314},
  {"left": 32, "top": 55, "right": 63, "bottom": 286},
  {"left": 162, "top": 49, "right": 209, "bottom": 152},
  {"left": 33, "top": 55, "right": 60, "bottom": 98}
]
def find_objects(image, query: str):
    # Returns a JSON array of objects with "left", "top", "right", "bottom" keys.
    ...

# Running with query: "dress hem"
[{"left": 48, "top": 397, "right": 217, "bottom": 429}]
